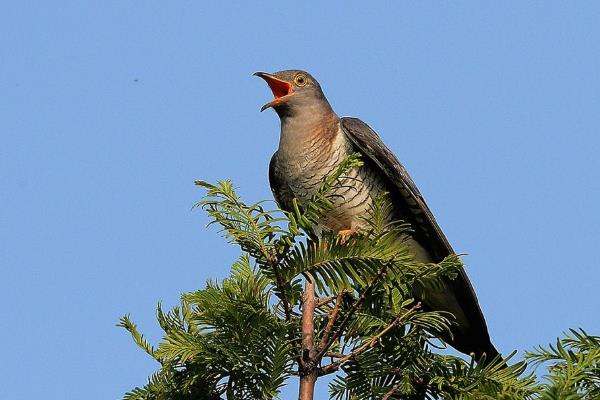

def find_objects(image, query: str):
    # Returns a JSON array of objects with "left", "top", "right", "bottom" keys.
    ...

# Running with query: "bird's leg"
[{"left": 337, "top": 229, "right": 354, "bottom": 244}]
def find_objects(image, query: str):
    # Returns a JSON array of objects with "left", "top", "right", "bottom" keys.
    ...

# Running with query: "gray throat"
[{"left": 277, "top": 110, "right": 345, "bottom": 175}]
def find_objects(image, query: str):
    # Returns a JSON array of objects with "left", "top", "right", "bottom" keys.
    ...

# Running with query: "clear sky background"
[{"left": 1, "top": 2, "right": 599, "bottom": 399}]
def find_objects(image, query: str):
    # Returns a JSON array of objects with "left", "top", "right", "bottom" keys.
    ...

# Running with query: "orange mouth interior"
[{"left": 264, "top": 77, "right": 293, "bottom": 99}]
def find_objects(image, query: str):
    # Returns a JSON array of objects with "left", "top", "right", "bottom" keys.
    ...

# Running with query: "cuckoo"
[{"left": 255, "top": 69, "right": 500, "bottom": 362}]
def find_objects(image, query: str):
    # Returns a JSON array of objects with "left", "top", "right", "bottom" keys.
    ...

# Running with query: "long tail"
[{"left": 475, "top": 343, "right": 506, "bottom": 368}]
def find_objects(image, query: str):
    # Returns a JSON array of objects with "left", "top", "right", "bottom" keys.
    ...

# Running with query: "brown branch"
[
  {"left": 299, "top": 274, "right": 318, "bottom": 399},
  {"left": 271, "top": 263, "right": 292, "bottom": 321},
  {"left": 315, "top": 295, "right": 336, "bottom": 308},
  {"left": 382, "top": 383, "right": 402, "bottom": 400},
  {"left": 317, "top": 291, "right": 344, "bottom": 352},
  {"left": 319, "top": 303, "right": 421, "bottom": 375},
  {"left": 313, "top": 262, "right": 391, "bottom": 363}
]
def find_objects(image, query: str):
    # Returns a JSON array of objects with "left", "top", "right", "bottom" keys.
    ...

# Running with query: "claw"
[{"left": 337, "top": 229, "right": 354, "bottom": 244}]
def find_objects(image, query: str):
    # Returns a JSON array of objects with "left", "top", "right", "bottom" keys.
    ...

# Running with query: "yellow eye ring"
[{"left": 294, "top": 74, "right": 307, "bottom": 87}]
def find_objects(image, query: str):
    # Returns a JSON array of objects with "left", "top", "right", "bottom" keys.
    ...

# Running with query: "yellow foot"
[{"left": 337, "top": 229, "right": 354, "bottom": 244}]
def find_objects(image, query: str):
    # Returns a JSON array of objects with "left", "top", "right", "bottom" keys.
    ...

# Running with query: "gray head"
[{"left": 254, "top": 69, "right": 335, "bottom": 120}]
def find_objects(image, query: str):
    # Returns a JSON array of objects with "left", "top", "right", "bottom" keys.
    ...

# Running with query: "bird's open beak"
[{"left": 254, "top": 72, "right": 294, "bottom": 112}]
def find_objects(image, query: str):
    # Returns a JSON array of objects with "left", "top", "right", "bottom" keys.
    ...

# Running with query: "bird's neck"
[{"left": 278, "top": 108, "right": 340, "bottom": 158}]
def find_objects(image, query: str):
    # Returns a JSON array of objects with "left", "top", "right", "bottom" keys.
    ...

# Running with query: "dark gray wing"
[
  {"left": 269, "top": 151, "right": 295, "bottom": 212},
  {"left": 341, "top": 117, "right": 453, "bottom": 260},
  {"left": 341, "top": 117, "right": 498, "bottom": 359}
]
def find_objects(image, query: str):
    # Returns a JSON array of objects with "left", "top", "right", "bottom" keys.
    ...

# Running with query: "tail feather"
[{"left": 475, "top": 343, "right": 505, "bottom": 367}]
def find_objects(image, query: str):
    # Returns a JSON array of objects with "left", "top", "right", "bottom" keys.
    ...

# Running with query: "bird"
[{"left": 254, "top": 69, "right": 500, "bottom": 362}]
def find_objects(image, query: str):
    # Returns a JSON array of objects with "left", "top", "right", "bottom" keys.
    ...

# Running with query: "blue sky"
[{"left": 1, "top": 2, "right": 599, "bottom": 398}]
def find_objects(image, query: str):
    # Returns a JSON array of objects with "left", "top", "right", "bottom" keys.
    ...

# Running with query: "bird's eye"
[{"left": 294, "top": 74, "right": 307, "bottom": 87}]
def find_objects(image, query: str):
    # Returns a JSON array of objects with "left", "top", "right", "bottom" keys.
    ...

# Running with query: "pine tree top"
[{"left": 120, "top": 155, "right": 600, "bottom": 399}]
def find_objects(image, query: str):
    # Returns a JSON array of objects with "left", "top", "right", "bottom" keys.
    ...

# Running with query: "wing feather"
[
  {"left": 341, "top": 117, "right": 453, "bottom": 260},
  {"left": 341, "top": 117, "right": 497, "bottom": 358}
]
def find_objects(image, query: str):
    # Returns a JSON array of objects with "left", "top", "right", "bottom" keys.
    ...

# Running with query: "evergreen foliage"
[{"left": 120, "top": 155, "right": 599, "bottom": 399}]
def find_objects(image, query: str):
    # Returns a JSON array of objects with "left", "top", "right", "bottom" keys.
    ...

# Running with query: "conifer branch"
[
  {"left": 313, "top": 262, "right": 391, "bottom": 363},
  {"left": 319, "top": 303, "right": 421, "bottom": 375},
  {"left": 318, "top": 291, "right": 345, "bottom": 353}
]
